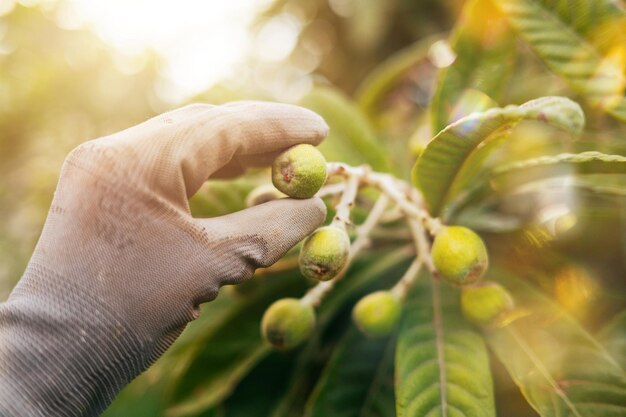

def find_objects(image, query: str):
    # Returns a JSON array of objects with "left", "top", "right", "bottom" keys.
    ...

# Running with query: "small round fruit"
[
  {"left": 261, "top": 298, "right": 315, "bottom": 350},
  {"left": 272, "top": 144, "right": 327, "bottom": 199},
  {"left": 246, "top": 184, "right": 286, "bottom": 207},
  {"left": 431, "top": 226, "right": 488, "bottom": 286},
  {"left": 353, "top": 291, "right": 401, "bottom": 338},
  {"left": 461, "top": 282, "right": 514, "bottom": 327},
  {"left": 299, "top": 226, "right": 350, "bottom": 281}
]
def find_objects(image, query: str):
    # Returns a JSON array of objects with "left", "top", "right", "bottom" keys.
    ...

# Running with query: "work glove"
[{"left": 0, "top": 102, "right": 328, "bottom": 417}]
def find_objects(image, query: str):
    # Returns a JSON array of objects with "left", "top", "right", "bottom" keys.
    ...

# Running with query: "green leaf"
[
  {"left": 450, "top": 151, "right": 626, "bottom": 213},
  {"left": 449, "top": 173, "right": 626, "bottom": 230},
  {"left": 431, "top": 0, "right": 516, "bottom": 133},
  {"left": 486, "top": 269, "right": 626, "bottom": 417},
  {"left": 306, "top": 328, "right": 396, "bottom": 417},
  {"left": 490, "top": 151, "right": 626, "bottom": 189},
  {"left": 165, "top": 271, "right": 307, "bottom": 417},
  {"left": 598, "top": 310, "right": 626, "bottom": 371},
  {"left": 268, "top": 339, "right": 323, "bottom": 417},
  {"left": 207, "top": 351, "right": 300, "bottom": 417},
  {"left": 413, "top": 96, "right": 585, "bottom": 216},
  {"left": 396, "top": 274, "right": 495, "bottom": 417},
  {"left": 356, "top": 34, "right": 440, "bottom": 120},
  {"left": 493, "top": 0, "right": 626, "bottom": 122},
  {"left": 300, "top": 87, "right": 391, "bottom": 172}
]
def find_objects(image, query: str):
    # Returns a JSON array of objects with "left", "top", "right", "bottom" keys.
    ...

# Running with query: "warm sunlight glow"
[{"left": 56, "top": 0, "right": 272, "bottom": 102}]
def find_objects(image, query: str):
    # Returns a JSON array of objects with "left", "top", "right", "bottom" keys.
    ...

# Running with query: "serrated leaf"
[
  {"left": 493, "top": 0, "right": 626, "bottom": 122},
  {"left": 413, "top": 96, "right": 585, "bottom": 216},
  {"left": 356, "top": 34, "right": 440, "bottom": 119},
  {"left": 599, "top": 310, "right": 626, "bottom": 371},
  {"left": 431, "top": 0, "right": 516, "bottom": 133},
  {"left": 396, "top": 274, "right": 495, "bottom": 417},
  {"left": 306, "top": 328, "right": 395, "bottom": 417},
  {"left": 486, "top": 269, "right": 626, "bottom": 417},
  {"left": 300, "top": 87, "right": 391, "bottom": 172}
]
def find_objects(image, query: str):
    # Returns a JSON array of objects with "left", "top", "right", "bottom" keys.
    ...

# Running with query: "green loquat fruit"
[
  {"left": 461, "top": 282, "right": 514, "bottom": 327},
  {"left": 431, "top": 226, "right": 488, "bottom": 286},
  {"left": 272, "top": 144, "right": 327, "bottom": 199},
  {"left": 299, "top": 226, "right": 350, "bottom": 281},
  {"left": 352, "top": 291, "right": 401, "bottom": 338},
  {"left": 261, "top": 298, "right": 315, "bottom": 350}
]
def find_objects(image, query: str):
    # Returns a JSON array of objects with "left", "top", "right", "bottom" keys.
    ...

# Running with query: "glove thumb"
[{"left": 198, "top": 197, "right": 327, "bottom": 271}]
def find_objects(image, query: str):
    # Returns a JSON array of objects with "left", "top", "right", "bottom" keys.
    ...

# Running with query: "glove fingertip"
[{"left": 288, "top": 196, "right": 327, "bottom": 234}]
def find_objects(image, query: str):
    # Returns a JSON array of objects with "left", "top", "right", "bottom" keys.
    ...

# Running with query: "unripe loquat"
[
  {"left": 461, "top": 282, "right": 514, "bottom": 327},
  {"left": 431, "top": 226, "right": 488, "bottom": 286},
  {"left": 352, "top": 291, "right": 401, "bottom": 338},
  {"left": 261, "top": 298, "right": 315, "bottom": 350},
  {"left": 299, "top": 226, "right": 350, "bottom": 281},
  {"left": 272, "top": 144, "right": 327, "bottom": 199}
]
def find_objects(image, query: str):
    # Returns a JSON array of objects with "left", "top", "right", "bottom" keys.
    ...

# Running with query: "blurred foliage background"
[
  {"left": 0, "top": 1, "right": 159, "bottom": 298},
  {"left": 0, "top": 0, "right": 464, "bottom": 299},
  {"left": 2, "top": 0, "right": 626, "bottom": 416}
]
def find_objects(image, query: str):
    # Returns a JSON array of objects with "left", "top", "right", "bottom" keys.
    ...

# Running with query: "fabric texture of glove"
[{"left": 0, "top": 102, "right": 328, "bottom": 417}]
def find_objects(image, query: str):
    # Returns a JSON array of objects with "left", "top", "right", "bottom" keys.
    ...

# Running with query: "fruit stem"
[
  {"left": 390, "top": 257, "right": 423, "bottom": 300},
  {"left": 353, "top": 193, "right": 390, "bottom": 252},
  {"left": 299, "top": 280, "right": 331, "bottom": 307},
  {"left": 316, "top": 182, "right": 345, "bottom": 198},
  {"left": 325, "top": 162, "right": 440, "bottom": 235},
  {"left": 409, "top": 218, "right": 437, "bottom": 275},
  {"left": 301, "top": 162, "right": 441, "bottom": 307},
  {"left": 378, "top": 203, "right": 405, "bottom": 223},
  {"left": 389, "top": 216, "right": 437, "bottom": 300},
  {"left": 331, "top": 174, "right": 360, "bottom": 230}
]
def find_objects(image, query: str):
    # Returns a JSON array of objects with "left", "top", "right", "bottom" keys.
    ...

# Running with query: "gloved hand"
[{"left": 0, "top": 102, "right": 328, "bottom": 417}]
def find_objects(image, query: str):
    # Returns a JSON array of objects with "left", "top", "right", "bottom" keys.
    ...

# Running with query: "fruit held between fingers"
[{"left": 272, "top": 144, "right": 327, "bottom": 199}]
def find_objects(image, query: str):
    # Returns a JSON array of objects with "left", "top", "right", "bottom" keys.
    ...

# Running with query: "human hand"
[{"left": 0, "top": 102, "right": 328, "bottom": 417}]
